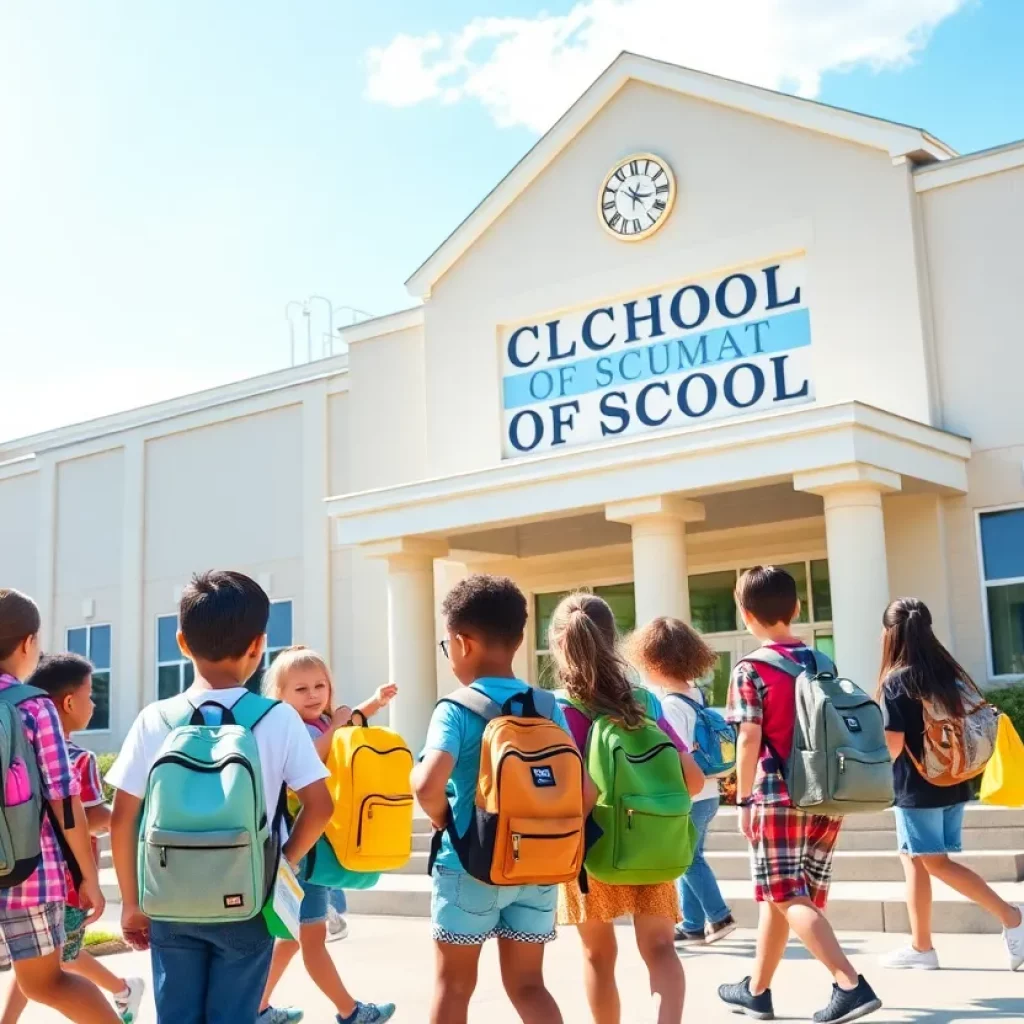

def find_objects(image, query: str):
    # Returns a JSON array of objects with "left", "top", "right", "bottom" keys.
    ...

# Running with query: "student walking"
[
  {"left": 0, "top": 590, "right": 119, "bottom": 1024},
  {"left": 629, "top": 617, "right": 736, "bottom": 948},
  {"left": 877, "top": 597, "right": 1024, "bottom": 971},
  {"left": 552, "top": 595, "right": 705, "bottom": 1024},
  {"left": 258, "top": 645, "right": 397, "bottom": 1024},
  {"left": 718, "top": 566, "right": 881, "bottom": 1023},
  {"left": 106, "top": 571, "right": 334, "bottom": 1024}
]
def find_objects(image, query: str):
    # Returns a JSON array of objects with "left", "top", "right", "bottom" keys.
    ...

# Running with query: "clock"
[{"left": 598, "top": 153, "right": 676, "bottom": 241}]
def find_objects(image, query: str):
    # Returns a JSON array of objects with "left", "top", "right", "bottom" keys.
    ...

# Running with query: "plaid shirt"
[
  {"left": 64, "top": 741, "right": 104, "bottom": 908},
  {"left": 726, "top": 660, "right": 791, "bottom": 806},
  {"left": 0, "top": 674, "right": 79, "bottom": 910}
]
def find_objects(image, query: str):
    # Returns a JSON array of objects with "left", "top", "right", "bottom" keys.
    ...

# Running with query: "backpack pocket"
[
  {"left": 614, "top": 793, "right": 692, "bottom": 874},
  {"left": 142, "top": 828, "right": 258, "bottom": 922},
  {"left": 832, "top": 747, "right": 895, "bottom": 806},
  {"left": 503, "top": 816, "right": 582, "bottom": 883},
  {"left": 356, "top": 795, "right": 414, "bottom": 862},
  {"left": 4, "top": 759, "right": 31, "bottom": 807}
]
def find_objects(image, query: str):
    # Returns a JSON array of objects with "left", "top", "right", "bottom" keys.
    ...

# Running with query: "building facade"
[{"left": 2, "top": 54, "right": 1023, "bottom": 752}]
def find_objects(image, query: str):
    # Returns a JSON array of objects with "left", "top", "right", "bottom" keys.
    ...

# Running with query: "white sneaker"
[
  {"left": 114, "top": 977, "right": 146, "bottom": 1024},
  {"left": 1003, "top": 904, "right": 1024, "bottom": 971},
  {"left": 881, "top": 945, "right": 939, "bottom": 971},
  {"left": 326, "top": 906, "right": 349, "bottom": 943}
]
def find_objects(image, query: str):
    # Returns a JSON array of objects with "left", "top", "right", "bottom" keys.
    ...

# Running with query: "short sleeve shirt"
[
  {"left": 65, "top": 741, "right": 104, "bottom": 908},
  {"left": 654, "top": 687, "right": 721, "bottom": 803},
  {"left": 422, "top": 678, "right": 572, "bottom": 874}
]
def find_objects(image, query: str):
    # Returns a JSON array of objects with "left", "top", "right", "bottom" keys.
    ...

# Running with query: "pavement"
[{"left": 16, "top": 917, "right": 1024, "bottom": 1023}]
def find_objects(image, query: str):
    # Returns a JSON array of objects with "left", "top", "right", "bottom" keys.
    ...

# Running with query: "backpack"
[
  {"left": 430, "top": 686, "right": 585, "bottom": 887},
  {"left": 561, "top": 688, "right": 695, "bottom": 885},
  {"left": 743, "top": 648, "right": 894, "bottom": 816},
  {"left": 299, "top": 836, "right": 381, "bottom": 890},
  {"left": 664, "top": 691, "right": 737, "bottom": 778},
  {"left": 138, "top": 692, "right": 284, "bottom": 924},
  {"left": 323, "top": 719, "right": 414, "bottom": 873},
  {"left": 906, "top": 682, "right": 1000, "bottom": 787}
]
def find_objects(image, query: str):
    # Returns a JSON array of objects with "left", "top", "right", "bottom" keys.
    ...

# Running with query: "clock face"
[{"left": 598, "top": 154, "right": 675, "bottom": 241}]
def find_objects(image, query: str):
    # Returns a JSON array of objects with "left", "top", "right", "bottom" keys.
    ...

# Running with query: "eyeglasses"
[{"left": 438, "top": 639, "right": 449, "bottom": 659}]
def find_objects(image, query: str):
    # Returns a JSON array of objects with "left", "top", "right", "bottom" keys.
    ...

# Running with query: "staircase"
[{"left": 99, "top": 805, "right": 1024, "bottom": 933}]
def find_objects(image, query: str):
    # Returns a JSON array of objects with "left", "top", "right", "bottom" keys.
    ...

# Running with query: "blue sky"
[{"left": 1, "top": 0, "right": 1022, "bottom": 440}]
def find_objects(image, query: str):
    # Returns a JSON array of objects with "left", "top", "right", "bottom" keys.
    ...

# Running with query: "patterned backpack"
[{"left": 908, "top": 683, "right": 1000, "bottom": 787}]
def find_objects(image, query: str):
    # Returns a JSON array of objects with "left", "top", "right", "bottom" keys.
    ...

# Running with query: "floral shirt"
[{"left": 0, "top": 674, "right": 79, "bottom": 909}]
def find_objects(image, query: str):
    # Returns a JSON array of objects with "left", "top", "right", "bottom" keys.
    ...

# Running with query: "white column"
[
  {"left": 607, "top": 496, "right": 705, "bottom": 627},
  {"left": 795, "top": 464, "right": 901, "bottom": 687},
  {"left": 301, "top": 384, "right": 331, "bottom": 658},
  {"left": 365, "top": 538, "right": 447, "bottom": 751}
]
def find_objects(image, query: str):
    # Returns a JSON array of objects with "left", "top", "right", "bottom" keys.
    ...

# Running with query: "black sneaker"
[
  {"left": 718, "top": 977, "right": 774, "bottom": 1020},
  {"left": 812, "top": 976, "right": 882, "bottom": 1024},
  {"left": 673, "top": 925, "right": 705, "bottom": 947},
  {"left": 705, "top": 913, "right": 738, "bottom": 944}
]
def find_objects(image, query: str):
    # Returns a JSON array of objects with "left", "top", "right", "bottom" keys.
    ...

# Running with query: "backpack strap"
[
  {"left": 437, "top": 688, "right": 503, "bottom": 723},
  {"left": 229, "top": 692, "right": 281, "bottom": 732},
  {"left": 157, "top": 693, "right": 199, "bottom": 730},
  {"left": 742, "top": 647, "right": 806, "bottom": 678},
  {"left": 663, "top": 692, "right": 703, "bottom": 713},
  {"left": 0, "top": 684, "right": 46, "bottom": 706}
]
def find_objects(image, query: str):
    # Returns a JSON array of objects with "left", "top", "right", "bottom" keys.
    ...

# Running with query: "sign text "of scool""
[{"left": 499, "top": 257, "right": 814, "bottom": 457}]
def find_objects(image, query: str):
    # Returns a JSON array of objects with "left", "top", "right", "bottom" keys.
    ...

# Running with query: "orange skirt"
[{"left": 558, "top": 877, "right": 681, "bottom": 925}]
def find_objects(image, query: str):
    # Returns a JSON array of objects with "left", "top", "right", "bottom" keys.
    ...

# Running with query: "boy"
[
  {"left": 718, "top": 567, "right": 881, "bottom": 1023},
  {"left": 107, "top": 571, "right": 333, "bottom": 1024},
  {"left": 0, "top": 590, "right": 118, "bottom": 1024},
  {"left": 2, "top": 653, "right": 145, "bottom": 1024},
  {"left": 413, "top": 575, "right": 584, "bottom": 1024}
]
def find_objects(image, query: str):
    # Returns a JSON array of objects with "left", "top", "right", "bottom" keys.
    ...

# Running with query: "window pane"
[
  {"left": 157, "top": 616, "right": 180, "bottom": 663},
  {"left": 183, "top": 661, "right": 195, "bottom": 688},
  {"left": 815, "top": 633, "right": 836, "bottom": 663},
  {"left": 811, "top": 559, "right": 832, "bottom": 622},
  {"left": 67, "top": 628, "right": 88, "bottom": 657},
  {"left": 595, "top": 583, "right": 636, "bottom": 635},
  {"left": 536, "top": 654, "right": 558, "bottom": 691},
  {"left": 689, "top": 571, "right": 738, "bottom": 634},
  {"left": 699, "top": 652, "right": 732, "bottom": 708},
  {"left": 90, "top": 625, "right": 111, "bottom": 670},
  {"left": 246, "top": 669, "right": 265, "bottom": 695},
  {"left": 981, "top": 509, "right": 1024, "bottom": 582},
  {"left": 987, "top": 582, "right": 1024, "bottom": 676},
  {"left": 88, "top": 671, "right": 110, "bottom": 730},
  {"left": 157, "top": 665, "right": 182, "bottom": 700},
  {"left": 267, "top": 601, "right": 293, "bottom": 650},
  {"left": 534, "top": 591, "right": 570, "bottom": 650}
]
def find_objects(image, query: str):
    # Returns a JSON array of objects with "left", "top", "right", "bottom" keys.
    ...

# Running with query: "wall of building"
[{"left": 0, "top": 471, "right": 39, "bottom": 596}]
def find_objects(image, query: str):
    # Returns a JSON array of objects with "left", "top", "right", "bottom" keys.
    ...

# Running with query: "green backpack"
[
  {"left": 744, "top": 648, "right": 894, "bottom": 816},
  {"left": 558, "top": 689, "right": 695, "bottom": 885},
  {"left": 138, "top": 693, "right": 284, "bottom": 924}
]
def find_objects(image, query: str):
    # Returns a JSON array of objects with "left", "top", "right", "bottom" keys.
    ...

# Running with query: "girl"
[
  {"left": 878, "top": 598, "right": 1024, "bottom": 972},
  {"left": 258, "top": 646, "right": 399, "bottom": 1024},
  {"left": 550, "top": 594, "right": 705, "bottom": 1024},
  {"left": 629, "top": 617, "right": 736, "bottom": 947}
]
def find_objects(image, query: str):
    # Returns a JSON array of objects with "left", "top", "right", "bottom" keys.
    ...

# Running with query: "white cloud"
[{"left": 365, "top": 0, "right": 969, "bottom": 133}]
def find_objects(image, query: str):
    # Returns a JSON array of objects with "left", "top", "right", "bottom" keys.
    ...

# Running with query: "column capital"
[
  {"left": 362, "top": 536, "right": 449, "bottom": 565},
  {"left": 793, "top": 463, "right": 901, "bottom": 501},
  {"left": 606, "top": 495, "right": 705, "bottom": 527}
]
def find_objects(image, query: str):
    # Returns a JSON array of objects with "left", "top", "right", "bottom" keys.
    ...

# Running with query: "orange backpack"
[{"left": 430, "top": 687, "right": 585, "bottom": 886}]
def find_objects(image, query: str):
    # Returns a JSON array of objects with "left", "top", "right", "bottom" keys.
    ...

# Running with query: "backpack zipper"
[
  {"left": 619, "top": 742, "right": 675, "bottom": 765},
  {"left": 356, "top": 794, "right": 413, "bottom": 847},
  {"left": 511, "top": 830, "right": 579, "bottom": 861}
]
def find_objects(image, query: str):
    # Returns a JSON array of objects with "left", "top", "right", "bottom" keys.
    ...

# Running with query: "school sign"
[{"left": 500, "top": 256, "right": 813, "bottom": 457}]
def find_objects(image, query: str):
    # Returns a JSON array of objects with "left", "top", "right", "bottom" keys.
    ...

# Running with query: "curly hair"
[{"left": 627, "top": 616, "right": 718, "bottom": 682}]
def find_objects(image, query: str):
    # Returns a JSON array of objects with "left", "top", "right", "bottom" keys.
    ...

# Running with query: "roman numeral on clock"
[
  {"left": 653, "top": 199, "right": 666, "bottom": 211},
  {"left": 656, "top": 183, "right": 670, "bottom": 194}
]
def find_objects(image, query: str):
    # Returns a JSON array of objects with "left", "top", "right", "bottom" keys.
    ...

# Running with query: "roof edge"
[
  {"left": 340, "top": 306, "right": 423, "bottom": 346},
  {"left": 914, "top": 137, "right": 1024, "bottom": 193}
]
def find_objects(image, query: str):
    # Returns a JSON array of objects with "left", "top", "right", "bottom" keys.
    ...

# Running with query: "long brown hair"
[
  {"left": 548, "top": 592, "right": 645, "bottom": 728},
  {"left": 877, "top": 598, "right": 974, "bottom": 716}
]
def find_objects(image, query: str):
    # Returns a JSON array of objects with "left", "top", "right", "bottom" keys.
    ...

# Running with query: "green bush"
[
  {"left": 988, "top": 686, "right": 1024, "bottom": 739},
  {"left": 95, "top": 752, "right": 117, "bottom": 805}
]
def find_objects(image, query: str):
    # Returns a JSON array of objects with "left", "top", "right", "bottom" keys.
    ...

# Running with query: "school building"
[{"left": 1, "top": 53, "right": 1023, "bottom": 755}]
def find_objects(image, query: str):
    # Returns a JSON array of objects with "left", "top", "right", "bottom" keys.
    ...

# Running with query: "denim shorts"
[
  {"left": 895, "top": 802, "right": 966, "bottom": 856},
  {"left": 299, "top": 880, "right": 332, "bottom": 925},
  {"left": 431, "top": 866, "right": 557, "bottom": 946}
]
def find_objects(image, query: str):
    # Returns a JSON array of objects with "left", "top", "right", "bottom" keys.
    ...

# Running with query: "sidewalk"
[{"left": 20, "top": 918, "right": 1024, "bottom": 1022}]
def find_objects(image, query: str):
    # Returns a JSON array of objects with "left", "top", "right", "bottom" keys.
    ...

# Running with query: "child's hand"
[
  {"left": 331, "top": 705, "right": 353, "bottom": 729},
  {"left": 375, "top": 683, "right": 399, "bottom": 707},
  {"left": 78, "top": 876, "right": 106, "bottom": 926},
  {"left": 121, "top": 904, "right": 151, "bottom": 951}
]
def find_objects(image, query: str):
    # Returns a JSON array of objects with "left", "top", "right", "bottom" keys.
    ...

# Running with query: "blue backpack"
[{"left": 666, "top": 692, "right": 737, "bottom": 778}]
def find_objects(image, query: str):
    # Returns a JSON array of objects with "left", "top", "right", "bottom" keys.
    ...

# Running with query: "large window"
[
  {"left": 980, "top": 507, "right": 1024, "bottom": 677},
  {"left": 66, "top": 625, "right": 111, "bottom": 731},
  {"left": 246, "top": 599, "right": 295, "bottom": 694}
]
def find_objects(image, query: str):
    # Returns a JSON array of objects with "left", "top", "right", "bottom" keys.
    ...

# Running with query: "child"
[
  {"left": 106, "top": 571, "right": 334, "bottom": 1024},
  {"left": 718, "top": 566, "right": 881, "bottom": 1023},
  {"left": 552, "top": 595, "right": 704, "bottom": 1024},
  {"left": 1, "top": 654, "right": 145, "bottom": 1024},
  {"left": 413, "top": 574, "right": 574, "bottom": 1024},
  {"left": 257, "top": 645, "right": 397, "bottom": 1024},
  {"left": 629, "top": 617, "right": 736, "bottom": 947},
  {"left": 0, "top": 590, "right": 118, "bottom": 1024},
  {"left": 877, "top": 598, "right": 1024, "bottom": 971}
]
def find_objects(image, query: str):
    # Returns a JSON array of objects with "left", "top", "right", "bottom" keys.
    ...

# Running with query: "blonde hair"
[{"left": 262, "top": 645, "right": 335, "bottom": 709}]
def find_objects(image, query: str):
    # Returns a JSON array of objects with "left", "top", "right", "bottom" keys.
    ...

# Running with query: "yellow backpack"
[{"left": 324, "top": 718, "right": 415, "bottom": 872}]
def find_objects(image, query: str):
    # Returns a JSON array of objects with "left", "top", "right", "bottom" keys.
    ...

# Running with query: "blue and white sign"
[{"left": 500, "top": 256, "right": 813, "bottom": 457}]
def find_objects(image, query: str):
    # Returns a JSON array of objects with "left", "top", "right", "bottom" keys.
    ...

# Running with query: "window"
[
  {"left": 246, "top": 600, "right": 294, "bottom": 694},
  {"left": 156, "top": 615, "right": 194, "bottom": 699},
  {"left": 66, "top": 625, "right": 111, "bottom": 731},
  {"left": 980, "top": 508, "right": 1024, "bottom": 677}
]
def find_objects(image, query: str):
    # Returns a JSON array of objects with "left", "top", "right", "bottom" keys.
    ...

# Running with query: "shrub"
[
  {"left": 988, "top": 686, "right": 1024, "bottom": 739},
  {"left": 96, "top": 752, "right": 117, "bottom": 805}
]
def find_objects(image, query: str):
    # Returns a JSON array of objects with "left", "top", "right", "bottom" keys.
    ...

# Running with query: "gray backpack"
[{"left": 744, "top": 648, "right": 894, "bottom": 816}]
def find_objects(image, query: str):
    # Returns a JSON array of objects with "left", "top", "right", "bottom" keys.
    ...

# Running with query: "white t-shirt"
[
  {"left": 106, "top": 686, "right": 328, "bottom": 827},
  {"left": 648, "top": 684, "right": 721, "bottom": 803}
]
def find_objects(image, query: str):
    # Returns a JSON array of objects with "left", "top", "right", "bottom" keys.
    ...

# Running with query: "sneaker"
[
  {"left": 812, "top": 976, "right": 882, "bottom": 1024},
  {"left": 881, "top": 945, "right": 939, "bottom": 971},
  {"left": 259, "top": 1009, "right": 305, "bottom": 1024},
  {"left": 705, "top": 914, "right": 738, "bottom": 945},
  {"left": 327, "top": 906, "right": 349, "bottom": 943},
  {"left": 1002, "top": 903, "right": 1024, "bottom": 971},
  {"left": 718, "top": 978, "right": 774, "bottom": 1020},
  {"left": 339, "top": 1004, "right": 396, "bottom": 1024},
  {"left": 114, "top": 978, "right": 146, "bottom": 1024},
  {"left": 674, "top": 924, "right": 706, "bottom": 947}
]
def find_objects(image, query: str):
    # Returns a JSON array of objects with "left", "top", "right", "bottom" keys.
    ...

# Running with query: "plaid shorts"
[
  {"left": 0, "top": 903, "right": 66, "bottom": 968},
  {"left": 750, "top": 805, "right": 842, "bottom": 908}
]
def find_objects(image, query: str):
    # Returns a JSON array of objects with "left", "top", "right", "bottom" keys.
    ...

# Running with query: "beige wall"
[{"left": 0, "top": 473, "right": 39, "bottom": 595}]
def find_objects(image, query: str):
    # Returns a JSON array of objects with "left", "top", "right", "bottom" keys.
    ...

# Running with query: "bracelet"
[{"left": 737, "top": 796, "right": 755, "bottom": 808}]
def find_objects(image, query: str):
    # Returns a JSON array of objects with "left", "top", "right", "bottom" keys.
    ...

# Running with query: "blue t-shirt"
[{"left": 422, "top": 677, "right": 571, "bottom": 874}]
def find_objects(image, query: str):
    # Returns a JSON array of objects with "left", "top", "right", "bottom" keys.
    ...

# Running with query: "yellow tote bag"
[{"left": 979, "top": 714, "right": 1024, "bottom": 808}]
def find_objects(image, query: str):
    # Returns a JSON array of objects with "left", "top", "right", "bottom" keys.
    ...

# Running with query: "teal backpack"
[
  {"left": 299, "top": 836, "right": 380, "bottom": 891},
  {"left": 558, "top": 689, "right": 695, "bottom": 885},
  {"left": 138, "top": 693, "right": 284, "bottom": 923}
]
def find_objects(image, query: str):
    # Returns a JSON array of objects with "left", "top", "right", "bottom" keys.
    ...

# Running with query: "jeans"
[
  {"left": 677, "top": 796, "right": 730, "bottom": 932},
  {"left": 329, "top": 888, "right": 347, "bottom": 914},
  {"left": 150, "top": 916, "right": 273, "bottom": 1024}
]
